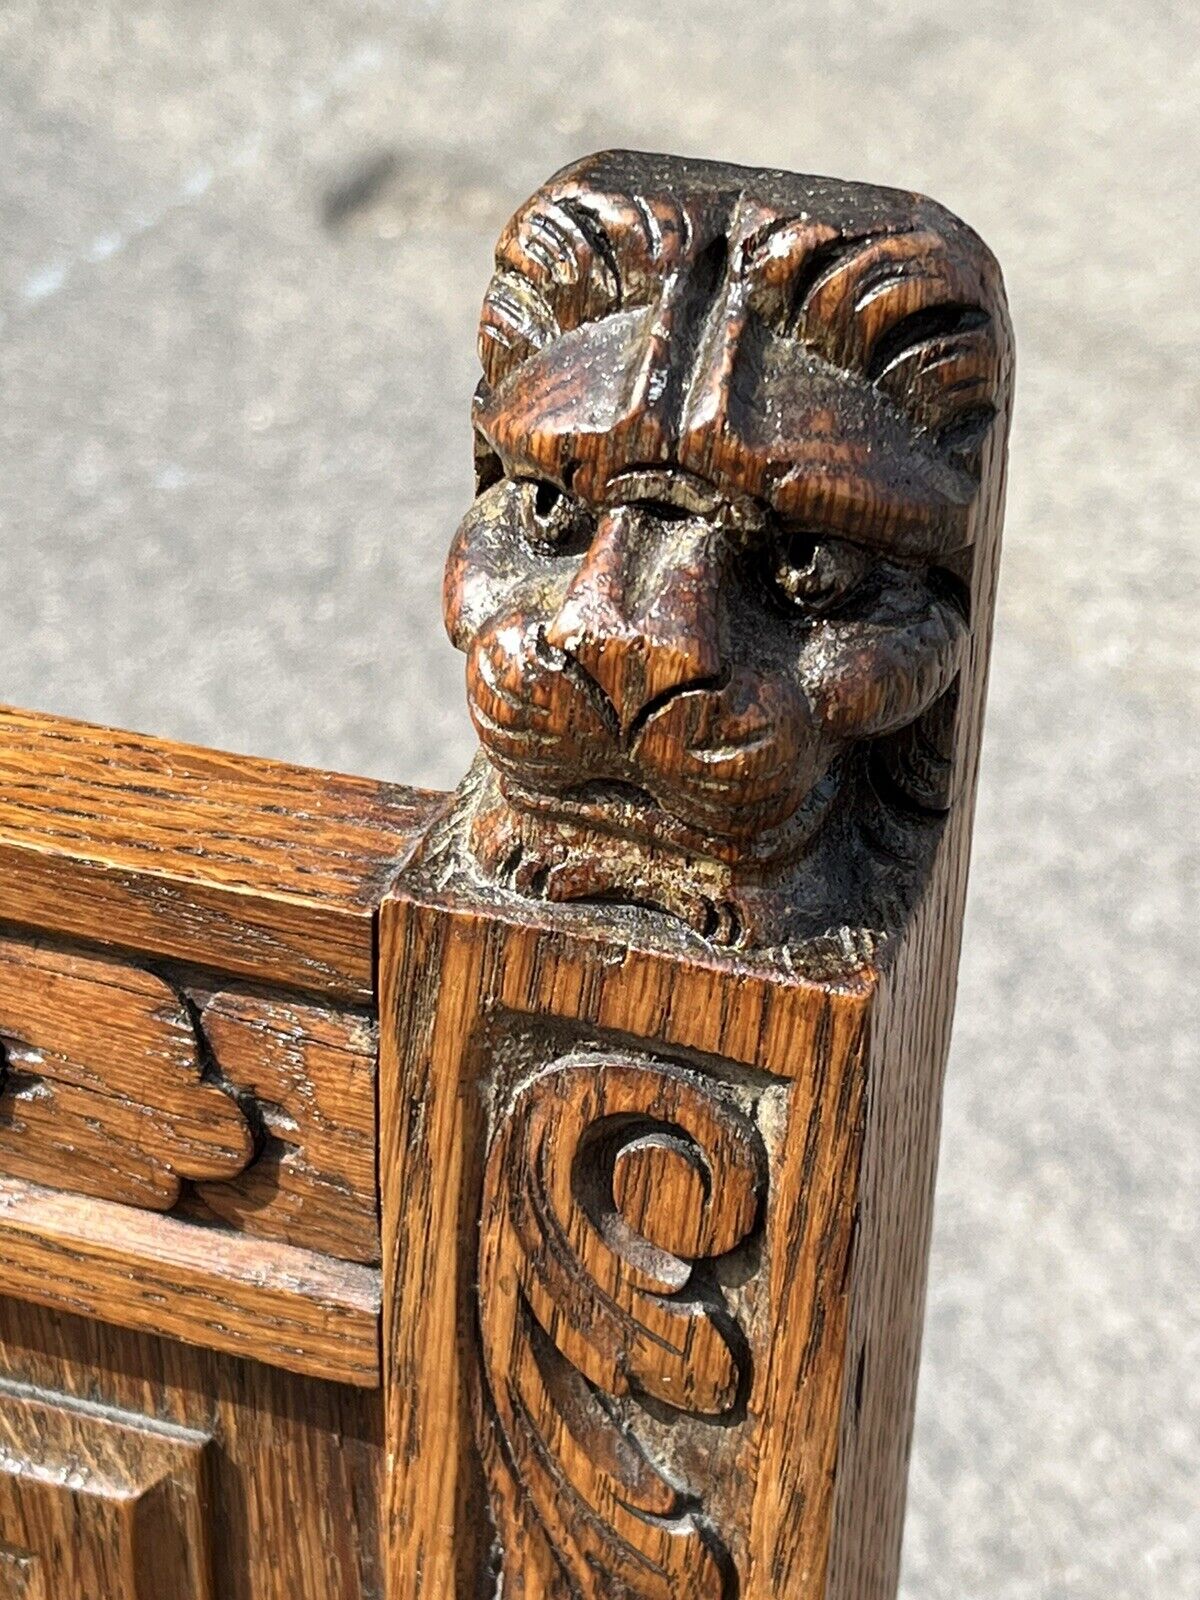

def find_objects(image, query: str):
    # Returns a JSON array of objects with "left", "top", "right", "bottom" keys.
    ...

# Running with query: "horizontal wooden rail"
[
  {"left": 0, "top": 1180, "right": 381, "bottom": 1386},
  {"left": 0, "top": 705, "right": 440, "bottom": 1000},
  {"left": 0, "top": 706, "right": 437, "bottom": 1387}
]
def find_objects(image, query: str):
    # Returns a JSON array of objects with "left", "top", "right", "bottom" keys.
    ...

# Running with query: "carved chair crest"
[
  {"left": 439, "top": 151, "right": 1012, "bottom": 951},
  {"left": 0, "top": 147, "right": 1012, "bottom": 1600}
]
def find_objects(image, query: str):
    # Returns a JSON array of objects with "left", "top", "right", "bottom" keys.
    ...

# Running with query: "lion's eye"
[
  {"left": 767, "top": 530, "right": 873, "bottom": 613},
  {"left": 521, "top": 480, "right": 592, "bottom": 553}
]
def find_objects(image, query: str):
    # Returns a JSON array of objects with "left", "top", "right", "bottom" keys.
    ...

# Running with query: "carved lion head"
[{"left": 444, "top": 151, "right": 1013, "bottom": 946}]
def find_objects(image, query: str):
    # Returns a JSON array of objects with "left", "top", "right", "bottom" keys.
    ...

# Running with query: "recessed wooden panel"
[
  {"left": 0, "top": 1384, "right": 214, "bottom": 1599},
  {"left": 0, "top": 1299, "right": 383, "bottom": 1600}
]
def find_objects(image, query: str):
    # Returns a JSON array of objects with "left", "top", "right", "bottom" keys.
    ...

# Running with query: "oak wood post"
[
  {"left": 380, "top": 152, "right": 1013, "bottom": 1598},
  {"left": 0, "top": 147, "right": 1011, "bottom": 1599}
]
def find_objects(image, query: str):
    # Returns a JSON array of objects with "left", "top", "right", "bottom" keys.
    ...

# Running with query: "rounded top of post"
[{"left": 434, "top": 150, "right": 1013, "bottom": 954}]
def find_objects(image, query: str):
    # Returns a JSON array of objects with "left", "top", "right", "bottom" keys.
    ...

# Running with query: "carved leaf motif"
[
  {"left": 194, "top": 991, "right": 379, "bottom": 1264},
  {"left": 0, "top": 935, "right": 253, "bottom": 1209},
  {"left": 478, "top": 1053, "right": 764, "bottom": 1598}
]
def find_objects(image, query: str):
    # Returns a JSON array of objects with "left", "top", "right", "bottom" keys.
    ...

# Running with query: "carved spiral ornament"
[{"left": 478, "top": 1054, "right": 764, "bottom": 1598}]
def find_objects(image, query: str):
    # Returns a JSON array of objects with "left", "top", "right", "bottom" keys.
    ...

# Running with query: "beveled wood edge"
[{"left": 0, "top": 1179, "right": 382, "bottom": 1388}]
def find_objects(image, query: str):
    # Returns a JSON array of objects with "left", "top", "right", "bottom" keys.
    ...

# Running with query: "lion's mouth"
[
  {"left": 517, "top": 777, "right": 671, "bottom": 836},
  {"left": 497, "top": 764, "right": 845, "bottom": 867},
  {"left": 562, "top": 779, "right": 661, "bottom": 811}
]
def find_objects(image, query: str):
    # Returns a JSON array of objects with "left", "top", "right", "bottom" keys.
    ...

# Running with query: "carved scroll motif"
[
  {"left": 193, "top": 991, "right": 379, "bottom": 1264},
  {"left": 478, "top": 1054, "right": 765, "bottom": 1598}
]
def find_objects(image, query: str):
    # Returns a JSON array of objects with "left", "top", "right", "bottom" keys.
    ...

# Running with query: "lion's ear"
[{"left": 791, "top": 227, "right": 1007, "bottom": 473}]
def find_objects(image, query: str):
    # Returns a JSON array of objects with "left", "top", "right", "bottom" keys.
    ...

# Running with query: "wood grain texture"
[
  {"left": 378, "top": 149, "right": 1012, "bottom": 1598},
  {"left": 0, "top": 1383, "right": 214, "bottom": 1600},
  {"left": 0, "top": 1179, "right": 381, "bottom": 1387},
  {"left": 0, "top": 933, "right": 254, "bottom": 1210},
  {"left": 0, "top": 1296, "right": 383, "bottom": 1600},
  {"left": 477, "top": 1050, "right": 766, "bottom": 1596},
  {"left": 380, "top": 891, "right": 873, "bottom": 1598},
  {"left": 192, "top": 990, "right": 379, "bottom": 1264},
  {"left": 0, "top": 1546, "right": 43, "bottom": 1599},
  {"left": 0, "top": 931, "right": 380, "bottom": 1265},
  {"left": 0, "top": 704, "right": 441, "bottom": 1000},
  {"left": 379, "top": 872, "right": 995, "bottom": 1597},
  {"left": 379, "top": 894, "right": 492, "bottom": 1600},
  {"left": 824, "top": 325, "right": 1011, "bottom": 1600}
]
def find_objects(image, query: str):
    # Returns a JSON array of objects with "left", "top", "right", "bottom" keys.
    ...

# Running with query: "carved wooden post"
[{"left": 380, "top": 151, "right": 1013, "bottom": 1598}]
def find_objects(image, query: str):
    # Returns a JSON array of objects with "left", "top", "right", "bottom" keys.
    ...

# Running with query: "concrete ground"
[{"left": 1, "top": 4, "right": 1195, "bottom": 1593}]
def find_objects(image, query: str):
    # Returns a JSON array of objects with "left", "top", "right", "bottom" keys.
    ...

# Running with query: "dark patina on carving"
[{"left": 443, "top": 148, "right": 1012, "bottom": 949}]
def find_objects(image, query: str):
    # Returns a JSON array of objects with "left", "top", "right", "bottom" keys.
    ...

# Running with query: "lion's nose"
[{"left": 544, "top": 507, "right": 726, "bottom": 735}]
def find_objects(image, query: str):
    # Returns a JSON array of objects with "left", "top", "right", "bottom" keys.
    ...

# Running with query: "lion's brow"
[{"left": 757, "top": 227, "right": 989, "bottom": 331}]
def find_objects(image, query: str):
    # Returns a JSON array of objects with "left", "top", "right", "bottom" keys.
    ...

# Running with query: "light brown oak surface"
[
  {"left": 0, "top": 150, "right": 1010, "bottom": 1600},
  {"left": 0, "top": 1299, "right": 383, "bottom": 1600},
  {"left": 0, "top": 704, "right": 440, "bottom": 999},
  {"left": 0, "top": 1180, "right": 381, "bottom": 1387},
  {"left": 0, "top": 1383, "right": 214, "bottom": 1600},
  {"left": 0, "top": 707, "right": 400, "bottom": 1591},
  {"left": 190, "top": 989, "right": 380, "bottom": 1263}
]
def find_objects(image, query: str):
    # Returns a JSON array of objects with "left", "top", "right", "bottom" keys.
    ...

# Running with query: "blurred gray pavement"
[{"left": 1, "top": 4, "right": 1196, "bottom": 1594}]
